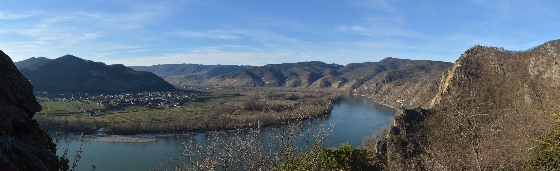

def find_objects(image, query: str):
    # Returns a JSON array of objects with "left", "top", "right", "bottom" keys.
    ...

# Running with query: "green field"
[{"left": 36, "top": 95, "right": 236, "bottom": 122}]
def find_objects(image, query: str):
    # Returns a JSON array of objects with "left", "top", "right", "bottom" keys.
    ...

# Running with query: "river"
[{"left": 54, "top": 95, "right": 395, "bottom": 171}]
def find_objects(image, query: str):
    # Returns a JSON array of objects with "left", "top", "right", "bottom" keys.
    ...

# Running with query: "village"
[
  {"left": 38, "top": 90, "right": 211, "bottom": 116},
  {"left": 88, "top": 91, "right": 209, "bottom": 108}
]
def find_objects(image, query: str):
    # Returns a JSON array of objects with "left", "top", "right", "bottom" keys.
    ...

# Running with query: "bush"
[
  {"left": 169, "top": 114, "right": 336, "bottom": 170},
  {"left": 527, "top": 111, "right": 560, "bottom": 170},
  {"left": 280, "top": 142, "right": 380, "bottom": 170},
  {"left": 243, "top": 100, "right": 266, "bottom": 111}
]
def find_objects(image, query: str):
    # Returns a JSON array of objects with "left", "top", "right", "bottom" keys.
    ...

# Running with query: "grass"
[{"left": 37, "top": 99, "right": 207, "bottom": 123}]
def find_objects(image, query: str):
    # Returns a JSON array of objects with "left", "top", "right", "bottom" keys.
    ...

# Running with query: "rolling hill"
[
  {"left": 129, "top": 64, "right": 252, "bottom": 84},
  {"left": 14, "top": 57, "right": 50, "bottom": 69},
  {"left": 19, "top": 55, "right": 176, "bottom": 94},
  {"left": 202, "top": 58, "right": 453, "bottom": 108},
  {"left": 204, "top": 59, "right": 451, "bottom": 87}
]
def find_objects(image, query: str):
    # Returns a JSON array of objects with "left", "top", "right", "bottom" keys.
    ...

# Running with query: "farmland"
[{"left": 34, "top": 88, "right": 341, "bottom": 134}]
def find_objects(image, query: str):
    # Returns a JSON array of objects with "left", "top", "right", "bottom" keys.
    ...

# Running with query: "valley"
[
  {"left": 2, "top": 1, "right": 559, "bottom": 170},
  {"left": 6, "top": 39, "right": 560, "bottom": 170}
]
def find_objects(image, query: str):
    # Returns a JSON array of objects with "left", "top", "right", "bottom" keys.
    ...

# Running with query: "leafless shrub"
[
  {"left": 167, "top": 112, "right": 335, "bottom": 170},
  {"left": 56, "top": 127, "right": 88, "bottom": 171},
  {"left": 362, "top": 125, "right": 390, "bottom": 153}
]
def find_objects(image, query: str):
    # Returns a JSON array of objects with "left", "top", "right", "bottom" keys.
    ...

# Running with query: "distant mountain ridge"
[
  {"left": 129, "top": 64, "right": 253, "bottom": 83},
  {"left": 126, "top": 58, "right": 452, "bottom": 110},
  {"left": 204, "top": 58, "right": 452, "bottom": 88},
  {"left": 202, "top": 58, "right": 452, "bottom": 108},
  {"left": 14, "top": 57, "right": 49, "bottom": 69},
  {"left": 19, "top": 55, "right": 175, "bottom": 94}
]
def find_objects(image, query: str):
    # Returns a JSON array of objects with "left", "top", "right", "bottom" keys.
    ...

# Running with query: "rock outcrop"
[
  {"left": 0, "top": 50, "right": 58, "bottom": 170},
  {"left": 372, "top": 39, "right": 560, "bottom": 170}
]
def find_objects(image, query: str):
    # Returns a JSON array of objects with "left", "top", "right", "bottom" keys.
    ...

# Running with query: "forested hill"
[
  {"left": 18, "top": 55, "right": 176, "bottom": 94},
  {"left": 129, "top": 64, "right": 252, "bottom": 83},
  {"left": 14, "top": 56, "right": 49, "bottom": 69}
]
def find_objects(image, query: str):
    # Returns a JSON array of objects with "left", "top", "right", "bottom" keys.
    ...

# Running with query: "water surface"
[{"left": 55, "top": 95, "right": 395, "bottom": 170}]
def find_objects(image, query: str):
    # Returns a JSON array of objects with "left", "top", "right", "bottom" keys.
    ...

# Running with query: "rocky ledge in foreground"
[{"left": 0, "top": 50, "right": 58, "bottom": 171}]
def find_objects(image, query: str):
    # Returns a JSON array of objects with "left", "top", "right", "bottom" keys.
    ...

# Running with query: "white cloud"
[
  {"left": 83, "top": 33, "right": 99, "bottom": 39},
  {"left": 352, "top": 0, "right": 397, "bottom": 13},
  {"left": 0, "top": 10, "right": 36, "bottom": 20},
  {"left": 336, "top": 25, "right": 368, "bottom": 32},
  {"left": 173, "top": 30, "right": 240, "bottom": 40},
  {"left": 171, "top": 28, "right": 314, "bottom": 51},
  {"left": 63, "top": 33, "right": 100, "bottom": 45},
  {"left": 105, "top": 51, "right": 301, "bottom": 66}
]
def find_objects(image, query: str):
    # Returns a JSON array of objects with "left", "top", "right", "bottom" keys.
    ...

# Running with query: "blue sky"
[{"left": 1, "top": 0, "right": 558, "bottom": 66}]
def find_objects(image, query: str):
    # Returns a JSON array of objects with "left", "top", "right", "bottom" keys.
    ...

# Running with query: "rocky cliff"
[
  {"left": 354, "top": 58, "right": 450, "bottom": 109},
  {"left": 372, "top": 40, "right": 560, "bottom": 170},
  {"left": 0, "top": 50, "right": 58, "bottom": 170}
]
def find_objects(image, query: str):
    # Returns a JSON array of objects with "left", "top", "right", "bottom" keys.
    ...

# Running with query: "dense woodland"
[{"left": 17, "top": 55, "right": 176, "bottom": 94}]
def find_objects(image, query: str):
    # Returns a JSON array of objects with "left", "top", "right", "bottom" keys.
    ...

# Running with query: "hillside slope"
[
  {"left": 353, "top": 58, "right": 452, "bottom": 109},
  {"left": 129, "top": 64, "right": 252, "bottom": 84},
  {"left": 373, "top": 40, "right": 560, "bottom": 170},
  {"left": 14, "top": 57, "right": 50, "bottom": 69},
  {"left": 203, "top": 58, "right": 452, "bottom": 108},
  {"left": 19, "top": 55, "right": 176, "bottom": 94},
  {"left": 203, "top": 57, "right": 452, "bottom": 95}
]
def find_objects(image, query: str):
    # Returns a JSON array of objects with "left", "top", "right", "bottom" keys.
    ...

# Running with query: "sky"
[{"left": 1, "top": 0, "right": 559, "bottom": 66}]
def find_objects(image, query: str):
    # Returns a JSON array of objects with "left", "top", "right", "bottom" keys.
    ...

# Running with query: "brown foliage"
[{"left": 363, "top": 40, "right": 560, "bottom": 170}]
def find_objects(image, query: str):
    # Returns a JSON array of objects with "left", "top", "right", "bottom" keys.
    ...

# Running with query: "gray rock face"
[
  {"left": 0, "top": 50, "right": 58, "bottom": 170},
  {"left": 0, "top": 51, "right": 42, "bottom": 134}
]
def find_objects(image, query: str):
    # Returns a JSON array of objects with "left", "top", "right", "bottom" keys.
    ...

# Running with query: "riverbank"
[{"left": 85, "top": 135, "right": 158, "bottom": 143}]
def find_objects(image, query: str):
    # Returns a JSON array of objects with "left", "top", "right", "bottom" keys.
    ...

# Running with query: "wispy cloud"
[
  {"left": 337, "top": 0, "right": 425, "bottom": 39},
  {"left": 171, "top": 28, "right": 315, "bottom": 51},
  {"left": 63, "top": 33, "right": 100, "bottom": 45},
  {"left": 172, "top": 30, "right": 240, "bottom": 40},
  {"left": 0, "top": 10, "right": 37, "bottom": 20},
  {"left": 335, "top": 22, "right": 422, "bottom": 39},
  {"left": 0, "top": 1, "right": 181, "bottom": 61},
  {"left": 105, "top": 51, "right": 303, "bottom": 66},
  {"left": 351, "top": 0, "right": 397, "bottom": 13},
  {"left": 336, "top": 25, "right": 368, "bottom": 32},
  {"left": 2, "top": 0, "right": 558, "bottom": 66}
]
